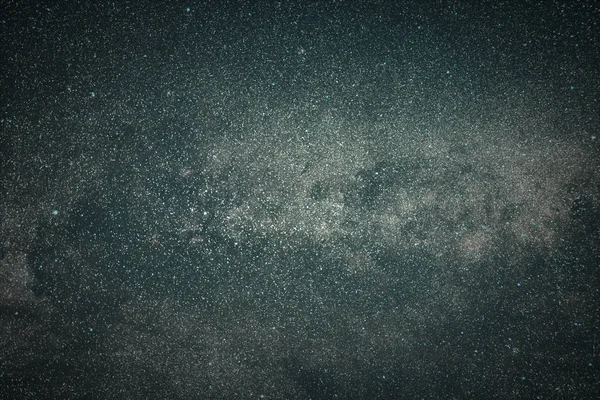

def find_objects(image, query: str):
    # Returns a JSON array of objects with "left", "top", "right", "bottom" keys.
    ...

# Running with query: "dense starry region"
[{"left": 1, "top": 0, "right": 599, "bottom": 398}]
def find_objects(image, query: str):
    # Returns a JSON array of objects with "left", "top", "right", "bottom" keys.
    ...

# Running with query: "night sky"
[{"left": 1, "top": 1, "right": 599, "bottom": 398}]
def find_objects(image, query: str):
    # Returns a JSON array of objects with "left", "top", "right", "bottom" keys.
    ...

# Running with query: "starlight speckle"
[{"left": 1, "top": 2, "right": 597, "bottom": 399}]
